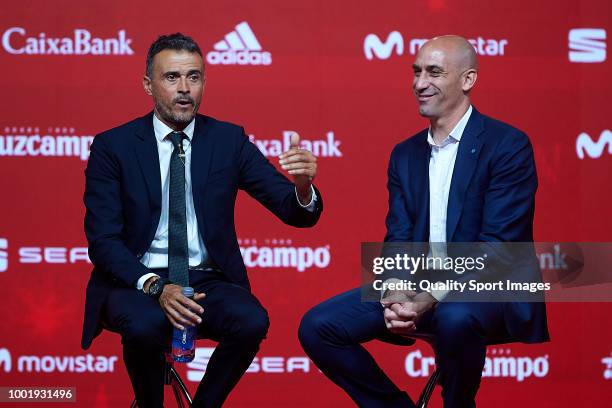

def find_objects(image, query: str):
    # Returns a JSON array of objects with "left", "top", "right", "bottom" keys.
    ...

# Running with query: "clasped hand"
[{"left": 381, "top": 291, "right": 437, "bottom": 335}]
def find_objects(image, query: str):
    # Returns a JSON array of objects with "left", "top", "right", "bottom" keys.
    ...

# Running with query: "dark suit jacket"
[
  {"left": 81, "top": 112, "right": 323, "bottom": 349},
  {"left": 384, "top": 107, "right": 549, "bottom": 344}
]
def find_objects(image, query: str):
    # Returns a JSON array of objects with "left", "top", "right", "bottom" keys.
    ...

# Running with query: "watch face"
[{"left": 150, "top": 280, "right": 161, "bottom": 296}]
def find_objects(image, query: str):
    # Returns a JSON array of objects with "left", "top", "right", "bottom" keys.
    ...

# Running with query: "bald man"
[{"left": 298, "top": 36, "right": 549, "bottom": 407}]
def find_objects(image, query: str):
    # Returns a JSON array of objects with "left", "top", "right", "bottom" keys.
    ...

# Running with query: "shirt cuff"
[
  {"left": 429, "top": 286, "right": 449, "bottom": 302},
  {"left": 136, "top": 272, "right": 160, "bottom": 292},
  {"left": 295, "top": 185, "right": 317, "bottom": 212}
]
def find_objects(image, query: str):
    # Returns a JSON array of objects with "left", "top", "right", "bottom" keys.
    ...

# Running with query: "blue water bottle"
[{"left": 172, "top": 286, "right": 196, "bottom": 362}]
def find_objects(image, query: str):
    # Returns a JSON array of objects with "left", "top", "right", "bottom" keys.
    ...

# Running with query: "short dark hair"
[{"left": 146, "top": 33, "right": 203, "bottom": 77}]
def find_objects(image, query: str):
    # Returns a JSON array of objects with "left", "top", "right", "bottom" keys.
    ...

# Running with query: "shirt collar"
[
  {"left": 427, "top": 105, "right": 473, "bottom": 147},
  {"left": 152, "top": 113, "right": 195, "bottom": 143}
]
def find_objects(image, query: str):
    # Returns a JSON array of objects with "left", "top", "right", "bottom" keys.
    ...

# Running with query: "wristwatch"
[{"left": 146, "top": 277, "right": 168, "bottom": 299}]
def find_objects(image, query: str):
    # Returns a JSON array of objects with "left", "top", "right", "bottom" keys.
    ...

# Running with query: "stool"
[
  {"left": 101, "top": 322, "right": 195, "bottom": 407},
  {"left": 406, "top": 333, "right": 440, "bottom": 408},
  {"left": 415, "top": 368, "right": 440, "bottom": 408},
  {"left": 129, "top": 354, "right": 193, "bottom": 408}
]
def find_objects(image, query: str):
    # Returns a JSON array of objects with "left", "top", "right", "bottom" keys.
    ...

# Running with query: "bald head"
[
  {"left": 412, "top": 35, "right": 478, "bottom": 121},
  {"left": 420, "top": 35, "right": 478, "bottom": 73}
]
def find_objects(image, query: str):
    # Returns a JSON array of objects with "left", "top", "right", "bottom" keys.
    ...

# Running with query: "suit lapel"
[
  {"left": 134, "top": 112, "right": 162, "bottom": 212},
  {"left": 446, "top": 109, "right": 484, "bottom": 241},
  {"left": 411, "top": 131, "right": 431, "bottom": 242},
  {"left": 190, "top": 115, "right": 216, "bottom": 208}
]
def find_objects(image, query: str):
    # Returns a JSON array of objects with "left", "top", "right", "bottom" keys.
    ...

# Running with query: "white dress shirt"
[
  {"left": 137, "top": 113, "right": 316, "bottom": 291},
  {"left": 427, "top": 105, "right": 472, "bottom": 300},
  {"left": 136, "top": 115, "right": 206, "bottom": 289}
]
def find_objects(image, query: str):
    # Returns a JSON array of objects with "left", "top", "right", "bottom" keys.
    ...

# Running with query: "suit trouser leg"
[
  {"left": 299, "top": 289, "right": 507, "bottom": 408},
  {"left": 105, "top": 287, "right": 171, "bottom": 408},
  {"left": 104, "top": 271, "right": 269, "bottom": 408},
  {"left": 299, "top": 288, "right": 415, "bottom": 408},
  {"left": 424, "top": 302, "right": 506, "bottom": 408},
  {"left": 190, "top": 278, "right": 269, "bottom": 408}
]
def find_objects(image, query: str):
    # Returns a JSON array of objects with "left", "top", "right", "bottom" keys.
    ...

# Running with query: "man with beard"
[{"left": 81, "top": 33, "right": 322, "bottom": 407}]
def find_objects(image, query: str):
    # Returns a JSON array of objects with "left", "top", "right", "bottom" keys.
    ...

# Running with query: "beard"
[{"left": 155, "top": 98, "right": 200, "bottom": 128}]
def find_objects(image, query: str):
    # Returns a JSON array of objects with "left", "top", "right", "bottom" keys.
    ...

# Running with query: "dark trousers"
[
  {"left": 104, "top": 269, "right": 269, "bottom": 408},
  {"left": 298, "top": 288, "right": 507, "bottom": 408}
]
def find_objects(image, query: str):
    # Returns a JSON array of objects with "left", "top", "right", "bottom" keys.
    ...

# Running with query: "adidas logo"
[{"left": 206, "top": 22, "right": 272, "bottom": 66}]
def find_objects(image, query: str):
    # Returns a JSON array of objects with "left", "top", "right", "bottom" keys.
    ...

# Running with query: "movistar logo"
[
  {"left": 0, "top": 348, "right": 11, "bottom": 372},
  {"left": 576, "top": 130, "right": 612, "bottom": 159},
  {"left": 364, "top": 31, "right": 404, "bottom": 60}
]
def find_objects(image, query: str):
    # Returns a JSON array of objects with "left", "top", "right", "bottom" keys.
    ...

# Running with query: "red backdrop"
[{"left": 0, "top": 0, "right": 610, "bottom": 406}]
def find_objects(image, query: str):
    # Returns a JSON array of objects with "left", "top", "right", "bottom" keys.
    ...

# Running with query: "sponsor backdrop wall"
[{"left": 0, "top": 0, "right": 610, "bottom": 406}]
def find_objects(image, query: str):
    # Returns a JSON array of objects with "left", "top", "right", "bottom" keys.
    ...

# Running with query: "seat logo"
[{"left": 569, "top": 28, "right": 606, "bottom": 63}]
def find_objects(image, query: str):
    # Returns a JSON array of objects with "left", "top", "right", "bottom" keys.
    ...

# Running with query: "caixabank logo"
[
  {"left": 0, "top": 126, "right": 93, "bottom": 161},
  {"left": 206, "top": 22, "right": 271, "bottom": 66},
  {"left": 2, "top": 27, "right": 134, "bottom": 55},
  {"left": 576, "top": 130, "right": 611, "bottom": 159},
  {"left": 249, "top": 130, "right": 343, "bottom": 158}
]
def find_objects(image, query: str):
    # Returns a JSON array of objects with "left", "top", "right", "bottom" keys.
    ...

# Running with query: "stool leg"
[
  {"left": 129, "top": 359, "right": 188, "bottom": 407},
  {"left": 171, "top": 382, "right": 186, "bottom": 408},
  {"left": 416, "top": 369, "right": 440, "bottom": 408},
  {"left": 170, "top": 367, "right": 193, "bottom": 406}
]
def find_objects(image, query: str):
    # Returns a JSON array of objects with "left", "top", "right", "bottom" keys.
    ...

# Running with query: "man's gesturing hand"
[
  {"left": 279, "top": 132, "right": 317, "bottom": 204},
  {"left": 159, "top": 284, "right": 205, "bottom": 331}
]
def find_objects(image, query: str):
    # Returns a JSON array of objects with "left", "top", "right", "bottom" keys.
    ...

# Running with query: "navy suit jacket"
[
  {"left": 384, "top": 108, "right": 549, "bottom": 344},
  {"left": 81, "top": 112, "right": 323, "bottom": 349}
]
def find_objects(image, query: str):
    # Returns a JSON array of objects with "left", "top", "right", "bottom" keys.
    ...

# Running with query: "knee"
[
  {"left": 122, "top": 316, "right": 170, "bottom": 350},
  {"left": 433, "top": 311, "right": 482, "bottom": 354},
  {"left": 298, "top": 307, "right": 328, "bottom": 350},
  {"left": 230, "top": 305, "right": 270, "bottom": 343}
]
